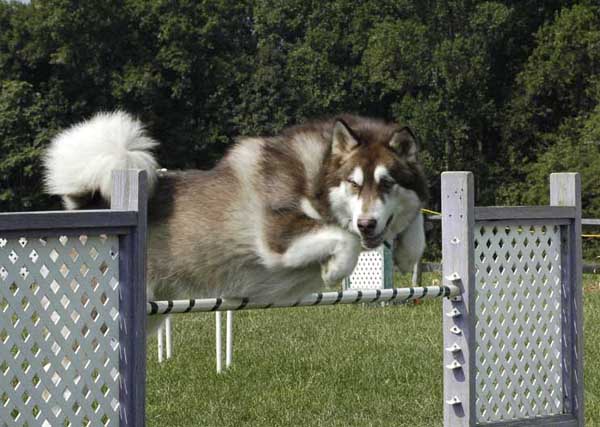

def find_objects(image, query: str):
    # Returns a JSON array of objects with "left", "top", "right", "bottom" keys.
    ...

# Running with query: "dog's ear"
[
  {"left": 389, "top": 126, "right": 418, "bottom": 162},
  {"left": 332, "top": 119, "right": 359, "bottom": 156}
]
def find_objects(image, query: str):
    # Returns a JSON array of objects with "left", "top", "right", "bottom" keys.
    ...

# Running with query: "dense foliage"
[{"left": 1, "top": 0, "right": 598, "bottom": 255}]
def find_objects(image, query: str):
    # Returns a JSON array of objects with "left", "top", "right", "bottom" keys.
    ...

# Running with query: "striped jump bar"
[{"left": 147, "top": 285, "right": 461, "bottom": 315}]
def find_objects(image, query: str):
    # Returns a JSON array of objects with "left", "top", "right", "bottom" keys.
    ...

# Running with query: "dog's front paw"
[
  {"left": 320, "top": 261, "right": 335, "bottom": 285},
  {"left": 320, "top": 235, "right": 361, "bottom": 285},
  {"left": 320, "top": 257, "right": 350, "bottom": 285}
]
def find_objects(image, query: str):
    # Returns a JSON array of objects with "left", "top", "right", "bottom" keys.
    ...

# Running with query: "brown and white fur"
[{"left": 44, "top": 112, "right": 428, "bottom": 329}]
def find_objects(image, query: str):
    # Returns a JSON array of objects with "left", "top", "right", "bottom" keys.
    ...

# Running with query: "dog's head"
[{"left": 327, "top": 117, "right": 428, "bottom": 250}]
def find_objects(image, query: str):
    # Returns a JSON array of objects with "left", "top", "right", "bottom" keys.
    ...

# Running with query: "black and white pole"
[{"left": 147, "top": 285, "right": 460, "bottom": 315}]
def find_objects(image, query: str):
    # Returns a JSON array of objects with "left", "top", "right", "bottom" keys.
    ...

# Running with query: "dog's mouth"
[{"left": 361, "top": 215, "right": 394, "bottom": 250}]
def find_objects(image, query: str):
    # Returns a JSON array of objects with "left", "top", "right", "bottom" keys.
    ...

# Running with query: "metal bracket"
[
  {"left": 446, "top": 360, "right": 462, "bottom": 370},
  {"left": 450, "top": 326, "right": 462, "bottom": 335},
  {"left": 446, "top": 308, "right": 461, "bottom": 318},
  {"left": 446, "top": 396, "right": 462, "bottom": 406},
  {"left": 445, "top": 272, "right": 461, "bottom": 282},
  {"left": 445, "top": 343, "right": 461, "bottom": 353}
]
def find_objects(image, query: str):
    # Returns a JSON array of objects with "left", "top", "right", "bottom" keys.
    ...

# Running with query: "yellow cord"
[
  {"left": 421, "top": 208, "right": 600, "bottom": 238},
  {"left": 421, "top": 208, "right": 442, "bottom": 216}
]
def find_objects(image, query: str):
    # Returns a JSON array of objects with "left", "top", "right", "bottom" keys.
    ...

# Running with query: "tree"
[
  {"left": 504, "top": 4, "right": 600, "bottom": 164},
  {"left": 513, "top": 108, "right": 600, "bottom": 258},
  {"left": 0, "top": 0, "right": 589, "bottom": 221},
  {"left": 0, "top": 80, "right": 59, "bottom": 211}
]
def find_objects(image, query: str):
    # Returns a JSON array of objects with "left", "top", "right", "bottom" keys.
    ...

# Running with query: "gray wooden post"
[
  {"left": 550, "top": 173, "right": 584, "bottom": 426},
  {"left": 442, "top": 172, "right": 475, "bottom": 427},
  {"left": 112, "top": 170, "right": 148, "bottom": 427}
]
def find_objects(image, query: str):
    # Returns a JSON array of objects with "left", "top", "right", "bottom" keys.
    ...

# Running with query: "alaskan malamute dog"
[{"left": 44, "top": 112, "right": 428, "bottom": 313}]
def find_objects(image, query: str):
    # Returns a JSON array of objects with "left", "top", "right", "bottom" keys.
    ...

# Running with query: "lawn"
[{"left": 146, "top": 273, "right": 600, "bottom": 427}]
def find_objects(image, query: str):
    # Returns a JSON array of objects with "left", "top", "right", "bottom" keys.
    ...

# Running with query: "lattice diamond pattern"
[
  {"left": 474, "top": 223, "right": 563, "bottom": 424},
  {"left": 0, "top": 234, "right": 120, "bottom": 427}
]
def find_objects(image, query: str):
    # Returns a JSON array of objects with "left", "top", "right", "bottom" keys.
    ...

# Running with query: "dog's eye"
[
  {"left": 380, "top": 179, "right": 395, "bottom": 191},
  {"left": 346, "top": 179, "right": 361, "bottom": 189}
]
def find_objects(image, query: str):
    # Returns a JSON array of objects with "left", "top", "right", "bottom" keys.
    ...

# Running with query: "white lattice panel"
[
  {"left": 474, "top": 223, "right": 563, "bottom": 424},
  {"left": 344, "top": 245, "right": 392, "bottom": 290},
  {"left": 0, "top": 234, "right": 120, "bottom": 427}
]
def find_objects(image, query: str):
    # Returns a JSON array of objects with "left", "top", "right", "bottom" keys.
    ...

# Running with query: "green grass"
[
  {"left": 584, "top": 275, "right": 600, "bottom": 427},
  {"left": 146, "top": 274, "right": 600, "bottom": 427}
]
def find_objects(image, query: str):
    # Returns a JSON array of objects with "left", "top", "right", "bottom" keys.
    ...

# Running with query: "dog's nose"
[{"left": 357, "top": 218, "right": 377, "bottom": 235}]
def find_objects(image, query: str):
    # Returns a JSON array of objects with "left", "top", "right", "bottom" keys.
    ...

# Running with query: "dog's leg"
[
  {"left": 280, "top": 226, "right": 361, "bottom": 285},
  {"left": 319, "top": 233, "right": 362, "bottom": 285},
  {"left": 261, "top": 206, "right": 361, "bottom": 286},
  {"left": 393, "top": 212, "right": 426, "bottom": 273}
]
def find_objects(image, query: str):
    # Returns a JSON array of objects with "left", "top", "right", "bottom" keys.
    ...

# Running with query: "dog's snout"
[{"left": 357, "top": 218, "right": 377, "bottom": 235}]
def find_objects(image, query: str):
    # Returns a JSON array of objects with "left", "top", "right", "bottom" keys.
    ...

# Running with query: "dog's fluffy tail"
[{"left": 44, "top": 111, "right": 159, "bottom": 209}]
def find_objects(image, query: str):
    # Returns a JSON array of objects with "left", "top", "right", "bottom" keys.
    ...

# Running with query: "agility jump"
[
  {"left": 0, "top": 171, "right": 584, "bottom": 427},
  {"left": 147, "top": 285, "right": 459, "bottom": 314}
]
